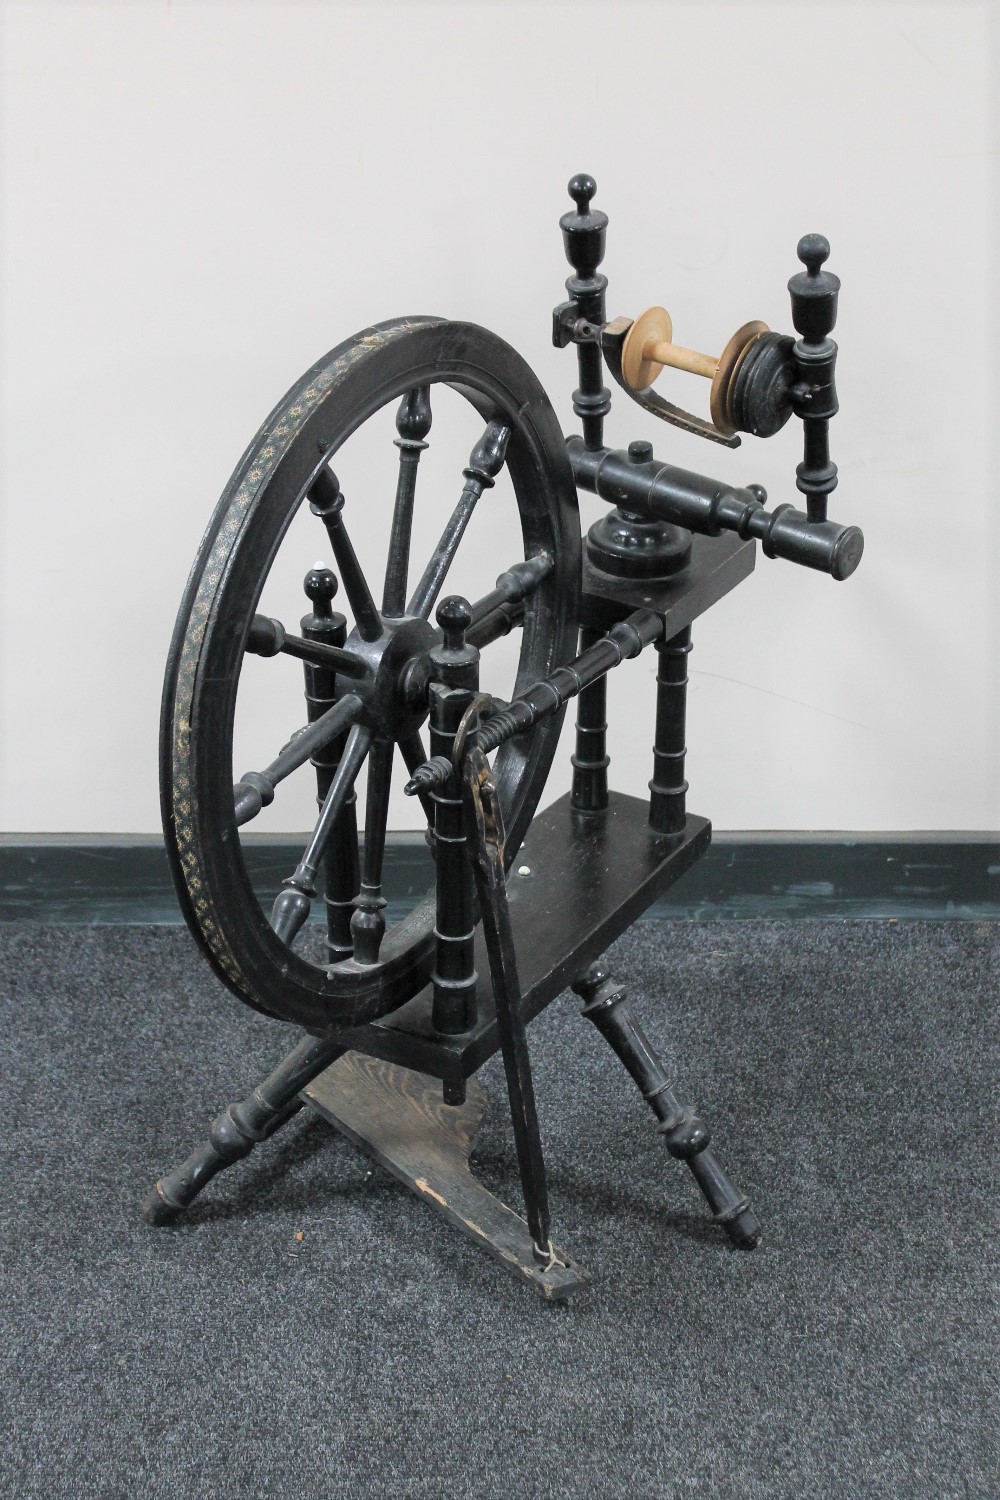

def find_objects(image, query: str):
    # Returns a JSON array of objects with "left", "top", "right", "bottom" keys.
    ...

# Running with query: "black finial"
[
  {"left": 568, "top": 174, "right": 597, "bottom": 213},
  {"left": 797, "top": 234, "right": 831, "bottom": 277},
  {"left": 788, "top": 234, "right": 839, "bottom": 342},
  {"left": 304, "top": 563, "right": 337, "bottom": 618},
  {"left": 560, "top": 173, "right": 607, "bottom": 248},
  {"left": 436, "top": 595, "right": 473, "bottom": 653}
]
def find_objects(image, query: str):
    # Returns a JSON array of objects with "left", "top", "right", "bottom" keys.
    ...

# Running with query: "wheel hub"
[{"left": 343, "top": 614, "right": 438, "bottom": 739}]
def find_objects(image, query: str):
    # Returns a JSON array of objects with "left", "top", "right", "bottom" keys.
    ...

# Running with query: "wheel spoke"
[
  {"left": 270, "top": 723, "right": 372, "bottom": 944},
  {"left": 466, "top": 553, "right": 553, "bottom": 627},
  {"left": 308, "top": 468, "right": 383, "bottom": 642},
  {"left": 246, "top": 614, "right": 367, "bottom": 678},
  {"left": 350, "top": 737, "right": 394, "bottom": 964},
  {"left": 466, "top": 602, "right": 523, "bottom": 651},
  {"left": 406, "top": 419, "right": 511, "bottom": 619},
  {"left": 233, "top": 693, "right": 363, "bottom": 826},
  {"left": 382, "top": 387, "right": 432, "bottom": 617}
]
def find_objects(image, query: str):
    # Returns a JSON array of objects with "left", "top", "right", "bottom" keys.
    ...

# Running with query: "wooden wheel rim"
[{"left": 160, "top": 318, "right": 581, "bottom": 1029}]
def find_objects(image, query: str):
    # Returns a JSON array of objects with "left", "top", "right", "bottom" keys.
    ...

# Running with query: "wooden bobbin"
[{"left": 620, "top": 307, "right": 771, "bottom": 437}]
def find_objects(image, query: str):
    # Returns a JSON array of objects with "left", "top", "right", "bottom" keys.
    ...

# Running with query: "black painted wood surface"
[
  {"left": 305, "top": 1051, "right": 587, "bottom": 1299},
  {"left": 323, "top": 792, "right": 711, "bottom": 1086}
]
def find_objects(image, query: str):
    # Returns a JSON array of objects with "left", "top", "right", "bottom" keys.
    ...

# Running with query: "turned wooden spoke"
[
  {"left": 296, "top": 724, "right": 373, "bottom": 887},
  {"left": 466, "top": 602, "right": 524, "bottom": 651},
  {"left": 246, "top": 614, "right": 367, "bottom": 678},
  {"left": 350, "top": 737, "right": 394, "bottom": 965},
  {"left": 308, "top": 468, "right": 383, "bottom": 642},
  {"left": 270, "top": 723, "right": 372, "bottom": 944},
  {"left": 406, "top": 419, "right": 511, "bottom": 620},
  {"left": 406, "top": 492, "right": 478, "bottom": 622},
  {"left": 466, "top": 553, "right": 553, "bottom": 627},
  {"left": 233, "top": 693, "right": 363, "bottom": 826},
  {"left": 383, "top": 387, "right": 432, "bottom": 617}
]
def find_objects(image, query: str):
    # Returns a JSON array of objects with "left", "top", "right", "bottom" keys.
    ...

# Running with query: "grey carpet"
[{"left": 0, "top": 921, "right": 996, "bottom": 1499}]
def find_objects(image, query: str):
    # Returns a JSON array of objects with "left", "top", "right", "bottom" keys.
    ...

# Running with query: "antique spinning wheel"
[
  {"left": 148, "top": 177, "right": 862, "bottom": 1294},
  {"left": 161, "top": 317, "right": 581, "bottom": 1032}
]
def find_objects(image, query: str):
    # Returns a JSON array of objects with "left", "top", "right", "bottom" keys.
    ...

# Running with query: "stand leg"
[
  {"left": 142, "top": 1032, "right": 345, "bottom": 1224},
  {"left": 572, "top": 961, "right": 761, "bottom": 1248}
]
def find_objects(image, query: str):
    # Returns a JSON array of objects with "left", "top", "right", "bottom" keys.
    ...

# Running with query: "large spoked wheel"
[{"left": 161, "top": 318, "right": 580, "bottom": 1030}]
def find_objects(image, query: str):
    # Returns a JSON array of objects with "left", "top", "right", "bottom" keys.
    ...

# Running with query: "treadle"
[{"left": 304, "top": 1051, "right": 587, "bottom": 1299}]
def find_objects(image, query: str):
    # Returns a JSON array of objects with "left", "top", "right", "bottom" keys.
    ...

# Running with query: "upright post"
[
  {"left": 570, "top": 627, "right": 609, "bottom": 812},
  {"left": 648, "top": 624, "right": 691, "bottom": 838},
  {"left": 428, "top": 597, "right": 480, "bottom": 1045},
  {"left": 301, "top": 566, "right": 359, "bottom": 961},
  {"left": 559, "top": 174, "right": 610, "bottom": 451}
]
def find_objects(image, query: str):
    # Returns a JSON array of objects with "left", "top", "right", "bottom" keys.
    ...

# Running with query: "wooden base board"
[{"left": 304, "top": 1051, "right": 588, "bottom": 1300}]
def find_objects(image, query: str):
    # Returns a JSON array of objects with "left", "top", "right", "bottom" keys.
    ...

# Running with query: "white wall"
[{"left": 1, "top": 0, "right": 994, "bottom": 833}]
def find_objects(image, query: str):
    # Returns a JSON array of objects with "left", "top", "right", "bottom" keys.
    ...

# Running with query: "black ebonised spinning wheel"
[
  {"left": 148, "top": 178, "right": 859, "bottom": 1288},
  {"left": 161, "top": 317, "right": 580, "bottom": 1031}
]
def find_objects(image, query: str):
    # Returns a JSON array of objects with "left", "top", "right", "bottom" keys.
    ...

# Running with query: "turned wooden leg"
[
  {"left": 572, "top": 961, "right": 761, "bottom": 1248},
  {"left": 142, "top": 1032, "right": 345, "bottom": 1224}
]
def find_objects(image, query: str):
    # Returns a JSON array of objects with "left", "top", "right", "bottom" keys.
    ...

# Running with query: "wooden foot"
[{"left": 304, "top": 1051, "right": 587, "bottom": 1300}]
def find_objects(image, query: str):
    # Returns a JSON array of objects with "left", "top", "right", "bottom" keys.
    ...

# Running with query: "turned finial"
[
  {"left": 567, "top": 173, "right": 597, "bottom": 214},
  {"left": 560, "top": 172, "right": 608, "bottom": 279},
  {"left": 788, "top": 234, "right": 839, "bottom": 341},
  {"left": 796, "top": 233, "right": 831, "bottom": 276},
  {"left": 303, "top": 563, "right": 338, "bottom": 619},
  {"left": 436, "top": 595, "right": 473, "bottom": 654}
]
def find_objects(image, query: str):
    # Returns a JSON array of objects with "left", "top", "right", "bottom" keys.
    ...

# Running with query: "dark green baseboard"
[{"left": 2, "top": 830, "right": 998, "bottom": 924}]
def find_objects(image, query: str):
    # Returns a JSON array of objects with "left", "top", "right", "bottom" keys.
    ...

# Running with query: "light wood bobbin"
[{"left": 621, "top": 307, "right": 771, "bottom": 437}]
